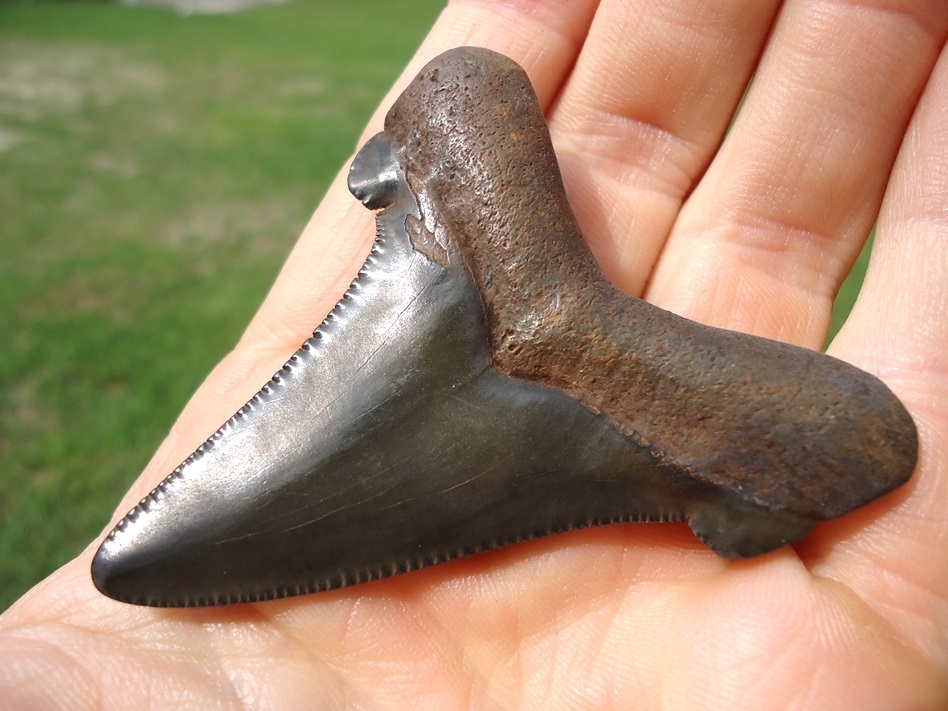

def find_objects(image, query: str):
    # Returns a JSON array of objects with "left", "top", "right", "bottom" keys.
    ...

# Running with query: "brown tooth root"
[{"left": 383, "top": 47, "right": 918, "bottom": 541}]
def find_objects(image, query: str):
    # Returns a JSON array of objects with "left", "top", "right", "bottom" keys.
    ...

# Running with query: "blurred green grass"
[
  {"left": 0, "top": 0, "right": 443, "bottom": 611},
  {"left": 0, "top": 1, "right": 869, "bottom": 613}
]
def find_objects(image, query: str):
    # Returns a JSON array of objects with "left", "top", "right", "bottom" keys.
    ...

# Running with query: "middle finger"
[{"left": 549, "top": 0, "right": 782, "bottom": 293}]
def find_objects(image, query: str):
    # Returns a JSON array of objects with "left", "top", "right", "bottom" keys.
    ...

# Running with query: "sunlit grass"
[{"left": 0, "top": 0, "right": 443, "bottom": 611}]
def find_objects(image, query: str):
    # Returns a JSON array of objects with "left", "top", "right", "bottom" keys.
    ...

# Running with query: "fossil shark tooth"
[{"left": 91, "top": 47, "right": 917, "bottom": 608}]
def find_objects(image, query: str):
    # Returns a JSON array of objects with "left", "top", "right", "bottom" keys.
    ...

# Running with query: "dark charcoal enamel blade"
[{"left": 92, "top": 47, "right": 917, "bottom": 607}]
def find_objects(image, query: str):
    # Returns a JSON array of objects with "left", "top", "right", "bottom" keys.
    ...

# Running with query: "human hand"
[{"left": 2, "top": 2, "right": 947, "bottom": 708}]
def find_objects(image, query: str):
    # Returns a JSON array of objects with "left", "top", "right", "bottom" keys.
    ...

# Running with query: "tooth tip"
[
  {"left": 90, "top": 539, "right": 128, "bottom": 603},
  {"left": 91, "top": 520, "right": 181, "bottom": 606}
]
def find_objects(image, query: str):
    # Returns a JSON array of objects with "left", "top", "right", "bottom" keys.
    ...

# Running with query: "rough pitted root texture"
[
  {"left": 383, "top": 47, "right": 917, "bottom": 519},
  {"left": 384, "top": 47, "right": 601, "bottom": 362}
]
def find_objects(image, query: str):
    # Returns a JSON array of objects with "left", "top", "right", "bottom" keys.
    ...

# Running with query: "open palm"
[{"left": 2, "top": 2, "right": 947, "bottom": 708}]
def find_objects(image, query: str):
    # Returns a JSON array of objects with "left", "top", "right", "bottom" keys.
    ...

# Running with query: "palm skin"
[{"left": 2, "top": 1, "right": 948, "bottom": 709}]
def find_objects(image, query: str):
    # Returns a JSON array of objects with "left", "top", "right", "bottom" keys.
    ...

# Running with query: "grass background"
[
  {"left": 0, "top": 0, "right": 444, "bottom": 612},
  {"left": 0, "top": 0, "right": 869, "bottom": 612}
]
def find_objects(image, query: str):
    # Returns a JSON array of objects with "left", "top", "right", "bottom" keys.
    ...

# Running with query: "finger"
[
  {"left": 807, "top": 43, "right": 948, "bottom": 672},
  {"left": 548, "top": 0, "right": 781, "bottom": 293},
  {"left": 647, "top": 1, "right": 948, "bottom": 348},
  {"left": 111, "top": 0, "right": 601, "bottom": 511}
]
